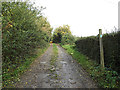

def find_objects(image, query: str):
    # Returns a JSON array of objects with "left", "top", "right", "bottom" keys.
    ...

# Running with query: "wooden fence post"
[{"left": 99, "top": 29, "right": 104, "bottom": 68}]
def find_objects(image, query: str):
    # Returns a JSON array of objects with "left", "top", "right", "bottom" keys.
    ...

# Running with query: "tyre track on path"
[
  {"left": 55, "top": 45, "right": 97, "bottom": 88},
  {"left": 9, "top": 44, "right": 97, "bottom": 88}
]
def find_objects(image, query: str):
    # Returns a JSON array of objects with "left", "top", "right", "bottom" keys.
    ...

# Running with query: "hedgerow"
[
  {"left": 2, "top": 1, "right": 52, "bottom": 87},
  {"left": 75, "top": 31, "right": 120, "bottom": 74}
]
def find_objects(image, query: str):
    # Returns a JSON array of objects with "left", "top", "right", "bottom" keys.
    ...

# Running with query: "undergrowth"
[{"left": 62, "top": 44, "right": 120, "bottom": 88}]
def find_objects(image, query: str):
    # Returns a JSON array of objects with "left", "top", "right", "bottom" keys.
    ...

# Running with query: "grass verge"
[
  {"left": 62, "top": 44, "right": 120, "bottom": 88},
  {"left": 2, "top": 44, "right": 49, "bottom": 88}
]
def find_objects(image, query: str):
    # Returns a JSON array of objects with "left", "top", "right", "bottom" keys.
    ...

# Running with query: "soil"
[{"left": 11, "top": 44, "right": 97, "bottom": 88}]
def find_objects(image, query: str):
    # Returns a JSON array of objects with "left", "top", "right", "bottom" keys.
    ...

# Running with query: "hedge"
[
  {"left": 75, "top": 31, "right": 120, "bottom": 74},
  {"left": 2, "top": 1, "right": 52, "bottom": 79}
]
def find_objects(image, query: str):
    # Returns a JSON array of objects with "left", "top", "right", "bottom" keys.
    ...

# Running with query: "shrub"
[
  {"left": 61, "top": 34, "right": 75, "bottom": 45},
  {"left": 2, "top": 1, "right": 52, "bottom": 85}
]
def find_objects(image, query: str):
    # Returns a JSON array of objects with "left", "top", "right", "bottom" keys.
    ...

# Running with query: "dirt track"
[{"left": 12, "top": 44, "right": 97, "bottom": 88}]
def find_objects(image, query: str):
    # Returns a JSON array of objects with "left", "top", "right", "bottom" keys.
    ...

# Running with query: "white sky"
[{"left": 31, "top": 0, "right": 119, "bottom": 37}]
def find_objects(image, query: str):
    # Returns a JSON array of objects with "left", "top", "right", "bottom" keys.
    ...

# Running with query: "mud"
[{"left": 11, "top": 44, "right": 97, "bottom": 88}]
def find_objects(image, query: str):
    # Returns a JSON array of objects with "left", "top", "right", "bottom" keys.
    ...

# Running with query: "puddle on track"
[{"left": 40, "top": 62, "right": 46, "bottom": 64}]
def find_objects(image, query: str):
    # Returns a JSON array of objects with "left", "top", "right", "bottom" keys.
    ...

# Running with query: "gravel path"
[{"left": 12, "top": 44, "right": 97, "bottom": 88}]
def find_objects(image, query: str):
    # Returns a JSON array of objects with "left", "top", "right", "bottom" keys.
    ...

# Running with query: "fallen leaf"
[{"left": 26, "top": 82, "right": 28, "bottom": 84}]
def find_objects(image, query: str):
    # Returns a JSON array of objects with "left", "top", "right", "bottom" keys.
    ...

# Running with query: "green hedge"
[
  {"left": 75, "top": 32, "right": 120, "bottom": 74},
  {"left": 2, "top": 1, "right": 52, "bottom": 82}
]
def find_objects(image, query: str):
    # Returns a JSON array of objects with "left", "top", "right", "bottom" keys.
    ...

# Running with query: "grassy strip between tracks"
[
  {"left": 2, "top": 45, "right": 49, "bottom": 88},
  {"left": 49, "top": 43, "right": 58, "bottom": 73},
  {"left": 49, "top": 43, "right": 59, "bottom": 82},
  {"left": 61, "top": 44, "right": 120, "bottom": 88}
]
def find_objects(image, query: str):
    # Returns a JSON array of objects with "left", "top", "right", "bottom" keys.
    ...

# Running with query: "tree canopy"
[{"left": 53, "top": 25, "right": 72, "bottom": 43}]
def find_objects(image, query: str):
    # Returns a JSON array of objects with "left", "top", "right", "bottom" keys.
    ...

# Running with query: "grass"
[
  {"left": 49, "top": 43, "right": 59, "bottom": 80},
  {"left": 50, "top": 43, "right": 58, "bottom": 66},
  {"left": 2, "top": 45, "right": 49, "bottom": 88},
  {"left": 62, "top": 44, "right": 120, "bottom": 88},
  {"left": 53, "top": 43, "right": 58, "bottom": 55}
]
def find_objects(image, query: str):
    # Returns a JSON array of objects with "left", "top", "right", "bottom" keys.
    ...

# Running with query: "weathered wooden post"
[{"left": 99, "top": 29, "right": 104, "bottom": 68}]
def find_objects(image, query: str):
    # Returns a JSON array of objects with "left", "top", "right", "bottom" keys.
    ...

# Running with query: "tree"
[
  {"left": 61, "top": 34, "right": 75, "bottom": 45},
  {"left": 53, "top": 25, "right": 72, "bottom": 43}
]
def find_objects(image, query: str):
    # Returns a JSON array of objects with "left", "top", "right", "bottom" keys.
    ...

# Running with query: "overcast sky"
[{"left": 31, "top": 0, "right": 119, "bottom": 37}]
